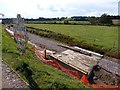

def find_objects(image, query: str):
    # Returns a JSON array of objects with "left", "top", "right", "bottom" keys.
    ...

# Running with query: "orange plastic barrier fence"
[
  {"left": 90, "top": 84, "right": 120, "bottom": 89},
  {"left": 35, "top": 48, "right": 81, "bottom": 80},
  {"left": 81, "top": 75, "right": 89, "bottom": 85}
]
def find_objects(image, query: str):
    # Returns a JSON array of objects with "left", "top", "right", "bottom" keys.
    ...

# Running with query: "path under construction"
[{"left": 5, "top": 27, "right": 120, "bottom": 87}]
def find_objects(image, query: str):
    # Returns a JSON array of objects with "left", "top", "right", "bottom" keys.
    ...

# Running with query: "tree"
[
  {"left": 99, "top": 13, "right": 112, "bottom": 25},
  {"left": 64, "top": 18, "right": 69, "bottom": 24},
  {"left": 64, "top": 20, "right": 69, "bottom": 24}
]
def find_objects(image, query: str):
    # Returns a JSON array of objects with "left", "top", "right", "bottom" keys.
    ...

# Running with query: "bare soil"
[{"left": 94, "top": 67, "right": 120, "bottom": 86}]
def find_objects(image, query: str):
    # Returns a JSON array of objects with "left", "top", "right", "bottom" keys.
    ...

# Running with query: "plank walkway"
[{"left": 51, "top": 49, "right": 101, "bottom": 74}]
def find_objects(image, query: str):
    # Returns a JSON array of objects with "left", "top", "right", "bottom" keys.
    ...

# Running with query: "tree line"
[{"left": 2, "top": 13, "right": 120, "bottom": 25}]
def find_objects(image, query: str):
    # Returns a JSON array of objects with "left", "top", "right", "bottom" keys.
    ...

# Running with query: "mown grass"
[
  {"left": 26, "top": 24, "right": 118, "bottom": 51},
  {"left": 1, "top": 24, "right": 89, "bottom": 89}
]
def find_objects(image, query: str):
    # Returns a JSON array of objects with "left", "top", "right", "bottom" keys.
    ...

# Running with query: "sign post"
[{"left": 13, "top": 14, "right": 28, "bottom": 55}]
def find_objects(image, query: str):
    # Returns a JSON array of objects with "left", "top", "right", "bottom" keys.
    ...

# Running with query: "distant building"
[{"left": 112, "top": 19, "right": 120, "bottom": 25}]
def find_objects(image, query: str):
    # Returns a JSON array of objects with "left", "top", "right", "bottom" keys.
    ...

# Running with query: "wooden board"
[{"left": 51, "top": 49, "right": 101, "bottom": 74}]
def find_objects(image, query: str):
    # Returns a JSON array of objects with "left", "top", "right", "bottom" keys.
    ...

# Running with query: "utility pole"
[{"left": 0, "top": 13, "right": 4, "bottom": 23}]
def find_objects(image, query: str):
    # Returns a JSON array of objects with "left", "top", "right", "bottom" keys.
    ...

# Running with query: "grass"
[
  {"left": 26, "top": 24, "right": 118, "bottom": 51},
  {"left": 1, "top": 24, "right": 89, "bottom": 89}
]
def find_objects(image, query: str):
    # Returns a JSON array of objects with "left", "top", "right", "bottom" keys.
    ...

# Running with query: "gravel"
[
  {"left": 1, "top": 62, "right": 29, "bottom": 89},
  {"left": 28, "top": 32, "right": 67, "bottom": 52}
]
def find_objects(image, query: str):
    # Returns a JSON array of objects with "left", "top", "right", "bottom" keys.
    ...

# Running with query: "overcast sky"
[{"left": 0, "top": 0, "right": 119, "bottom": 18}]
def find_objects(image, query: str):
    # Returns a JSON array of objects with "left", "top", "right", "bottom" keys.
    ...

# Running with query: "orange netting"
[
  {"left": 81, "top": 75, "right": 89, "bottom": 85},
  {"left": 35, "top": 48, "right": 81, "bottom": 80}
]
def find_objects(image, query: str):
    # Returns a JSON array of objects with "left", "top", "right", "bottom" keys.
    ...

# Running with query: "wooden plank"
[
  {"left": 51, "top": 49, "right": 100, "bottom": 75},
  {"left": 51, "top": 54, "right": 88, "bottom": 74}
]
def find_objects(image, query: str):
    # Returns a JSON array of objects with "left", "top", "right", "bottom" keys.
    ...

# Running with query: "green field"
[
  {"left": 1, "top": 24, "right": 89, "bottom": 89},
  {"left": 26, "top": 24, "right": 118, "bottom": 51}
]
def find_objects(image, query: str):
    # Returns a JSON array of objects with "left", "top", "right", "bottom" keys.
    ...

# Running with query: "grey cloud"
[
  {"left": 48, "top": 6, "right": 58, "bottom": 12},
  {"left": 48, "top": 6, "right": 66, "bottom": 12},
  {"left": 60, "top": 8, "right": 66, "bottom": 12},
  {"left": 37, "top": 4, "right": 44, "bottom": 10}
]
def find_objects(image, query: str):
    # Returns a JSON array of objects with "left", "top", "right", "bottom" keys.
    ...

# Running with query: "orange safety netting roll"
[{"left": 81, "top": 75, "right": 89, "bottom": 85}]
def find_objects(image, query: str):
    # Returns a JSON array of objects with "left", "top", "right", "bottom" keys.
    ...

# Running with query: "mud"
[{"left": 93, "top": 66, "right": 120, "bottom": 86}]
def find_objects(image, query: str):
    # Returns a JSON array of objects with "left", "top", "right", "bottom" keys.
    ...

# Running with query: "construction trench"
[
  {"left": 33, "top": 45, "right": 120, "bottom": 87},
  {"left": 5, "top": 27, "right": 120, "bottom": 88}
]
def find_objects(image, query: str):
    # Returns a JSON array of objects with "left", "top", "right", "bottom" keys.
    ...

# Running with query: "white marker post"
[{"left": 13, "top": 14, "right": 28, "bottom": 55}]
